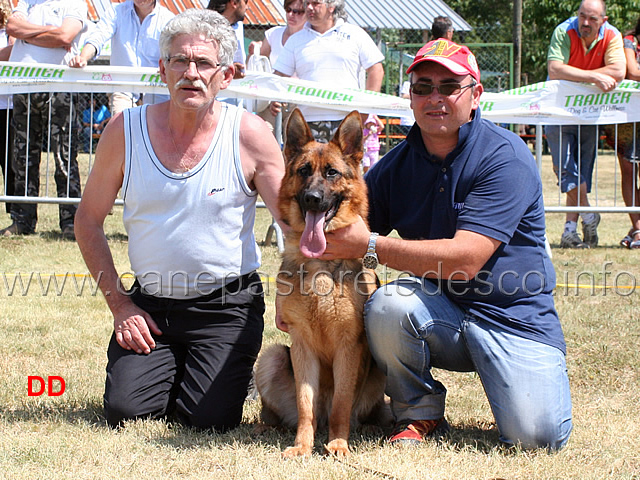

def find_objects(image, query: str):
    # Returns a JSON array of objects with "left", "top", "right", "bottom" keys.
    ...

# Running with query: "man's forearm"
[
  {"left": 6, "top": 16, "right": 55, "bottom": 40},
  {"left": 79, "top": 43, "right": 97, "bottom": 62},
  {"left": 75, "top": 222, "right": 133, "bottom": 317},
  {"left": 548, "top": 61, "right": 625, "bottom": 84},
  {"left": 376, "top": 235, "right": 492, "bottom": 280},
  {"left": 548, "top": 62, "right": 593, "bottom": 82},
  {"left": 18, "top": 29, "right": 74, "bottom": 49},
  {"left": 595, "top": 63, "right": 626, "bottom": 83},
  {"left": 7, "top": 16, "right": 81, "bottom": 49}
]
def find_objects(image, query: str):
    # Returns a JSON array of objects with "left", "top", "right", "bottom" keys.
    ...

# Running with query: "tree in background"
[{"left": 448, "top": 0, "right": 638, "bottom": 84}]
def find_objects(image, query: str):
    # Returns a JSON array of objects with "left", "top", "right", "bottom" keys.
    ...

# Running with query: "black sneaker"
[
  {"left": 61, "top": 225, "right": 76, "bottom": 241},
  {"left": 582, "top": 213, "right": 601, "bottom": 248},
  {"left": 0, "top": 222, "right": 33, "bottom": 237},
  {"left": 560, "top": 230, "right": 589, "bottom": 249}
]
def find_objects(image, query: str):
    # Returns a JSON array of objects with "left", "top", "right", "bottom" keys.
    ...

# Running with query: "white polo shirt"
[
  {"left": 264, "top": 25, "right": 285, "bottom": 68},
  {"left": 10, "top": 0, "right": 87, "bottom": 65},
  {"left": 274, "top": 19, "right": 384, "bottom": 121}
]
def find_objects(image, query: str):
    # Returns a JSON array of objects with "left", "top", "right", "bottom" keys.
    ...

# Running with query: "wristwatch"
[{"left": 362, "top": 232, "right": 379, "bottom": 269}]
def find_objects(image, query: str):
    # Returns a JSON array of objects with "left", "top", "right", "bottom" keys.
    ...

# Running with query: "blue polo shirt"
[{"left": 366, "top": 109, "right": 565, "bottom": 354}]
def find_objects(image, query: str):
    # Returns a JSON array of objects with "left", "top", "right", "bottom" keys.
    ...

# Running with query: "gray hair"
[
  {"left": 323, "top": 0, "right": 348, "bottom": 21},
  {"left": 159, "top": 9, "right": 237, "bottom": 67}
]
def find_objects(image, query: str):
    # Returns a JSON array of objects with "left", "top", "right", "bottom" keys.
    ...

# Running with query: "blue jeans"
[
  {"left": 545, "top": 124, "right": 597, "bottom": 193},
  {"left": 364, "top": 277, "right": 572, "bottom": 450}
]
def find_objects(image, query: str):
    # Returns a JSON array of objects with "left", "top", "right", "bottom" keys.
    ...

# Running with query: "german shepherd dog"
[{"left": 254, "top": 110, "right": 388, "bottom": 458}]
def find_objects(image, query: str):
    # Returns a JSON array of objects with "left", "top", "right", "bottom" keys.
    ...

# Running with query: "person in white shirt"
[
  {"left": 272, "top": 0, "right": 384, "bottom": 142},
  {"left": 69, "top": 0, "right": 174, "bottom": 113},
  {"left": 1, "top": 0, "right": 87, "bottom": 239},
  {"left": 246, "top": 0, "right": 305, "bottom": 130},
  {"left": 247, "top": 0, "right": 306, "bottom": 69},
  {"left": 207, "top": 0, "right": 248, "bottom": 80}
]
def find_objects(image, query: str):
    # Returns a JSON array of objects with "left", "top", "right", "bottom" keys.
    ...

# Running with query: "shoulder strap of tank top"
[
  {"left": 121, "top": 107, "right": 133, "bottom": 201},
  {"left": 121, "top": 106, "right": 148, "bottom": 201},
  {"left": 230, "top": 105, "right": 256, "bottom": 196}
]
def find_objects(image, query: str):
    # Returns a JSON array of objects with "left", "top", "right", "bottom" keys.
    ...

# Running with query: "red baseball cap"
[{"left": 406, "top": 39, "right": 481, "bottom": 83}]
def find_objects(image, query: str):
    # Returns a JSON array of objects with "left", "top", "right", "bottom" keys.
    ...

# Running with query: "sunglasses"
[
  {"left": 410, "top": 81, "right": 476, "bottom": 97},
  {"left": 285, "top": 7, "right": 305, "bottom": 15}
]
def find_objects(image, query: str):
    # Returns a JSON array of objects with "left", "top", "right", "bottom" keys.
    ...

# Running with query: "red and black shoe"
[{"left": 388, "top": 418, "right": 450, "bottom": 445}]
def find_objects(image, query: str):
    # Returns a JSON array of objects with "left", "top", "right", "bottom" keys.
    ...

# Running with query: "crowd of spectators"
[{"left": 0, "top": 1, "right": 637, "bottom": 244}]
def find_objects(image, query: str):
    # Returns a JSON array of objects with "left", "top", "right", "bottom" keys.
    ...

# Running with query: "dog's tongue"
[{"left": 300, "top": 211, "right": 326, "bottom": 258}]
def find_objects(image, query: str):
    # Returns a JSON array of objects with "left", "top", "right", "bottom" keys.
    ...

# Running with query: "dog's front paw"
[
  {"left": 282, "top": 445, "right": 312, "bottom": 458},
  {"left": 324, "top": 439, "right": 350, "bottom": 457}
]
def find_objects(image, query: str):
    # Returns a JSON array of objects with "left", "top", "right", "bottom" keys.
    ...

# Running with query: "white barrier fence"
[{"left": 0, "top": 63, "right": 639, "bottom": 217}]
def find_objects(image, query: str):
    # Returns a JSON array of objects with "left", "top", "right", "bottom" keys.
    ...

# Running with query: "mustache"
[{"left": 175, "top": 78, "right": 207, "bottom": 91}]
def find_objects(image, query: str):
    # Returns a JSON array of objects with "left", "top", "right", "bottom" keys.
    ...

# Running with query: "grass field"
[{"left": 0, "top": 151, "right": 639, "bottom": 479}]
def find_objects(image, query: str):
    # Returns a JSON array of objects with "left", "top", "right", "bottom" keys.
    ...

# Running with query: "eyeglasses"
[
  {"left": 410, "top": 81, "right": 476, "bottom": 97},
  {"left": 285, "top": 7, "right": 305, "bottom": 15},
  {"left": 166, "top": 55, "right": 222, "bottom": 74}
]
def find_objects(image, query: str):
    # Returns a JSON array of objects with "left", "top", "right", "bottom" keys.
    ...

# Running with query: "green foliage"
[{"left": 446, "top": 0, "right": 640, "bottom": 84}]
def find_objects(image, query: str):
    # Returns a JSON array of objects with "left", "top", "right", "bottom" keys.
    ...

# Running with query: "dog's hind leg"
[{"left": 254, "top": 344, "right": 298, "bottom": 429}]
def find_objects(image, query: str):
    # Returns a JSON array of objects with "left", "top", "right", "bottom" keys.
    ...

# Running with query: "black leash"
[{"left": 336, "top": 457, "right": 405, "bottom": 480}]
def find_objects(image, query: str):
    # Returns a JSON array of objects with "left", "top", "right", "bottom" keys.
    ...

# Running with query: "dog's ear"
[
  {"left": 284, "top": 108, "right": 314, "bottom": 164},
  {"left": 331, "top": 111, "right": 363, "bottom": 163}
]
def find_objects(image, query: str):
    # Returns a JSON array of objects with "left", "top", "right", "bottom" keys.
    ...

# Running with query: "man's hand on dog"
[{"left": 321, "top": 215, "right": 371, "bottom": 260}]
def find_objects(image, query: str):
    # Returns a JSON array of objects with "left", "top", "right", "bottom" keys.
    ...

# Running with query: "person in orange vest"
[{"left": 545, "top": 0, "right": 626, "bottom": 249}]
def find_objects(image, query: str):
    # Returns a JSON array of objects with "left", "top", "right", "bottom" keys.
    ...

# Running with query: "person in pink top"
[{"left": 362, "top": 114, "right": 384, "bottom": 173}]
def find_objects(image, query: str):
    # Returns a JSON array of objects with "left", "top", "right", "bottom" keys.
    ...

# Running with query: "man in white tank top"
[{"left": 75, "top": 9, "right": 285, "bottom": 431}]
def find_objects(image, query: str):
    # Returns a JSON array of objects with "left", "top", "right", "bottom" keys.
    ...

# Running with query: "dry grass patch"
[{"left": 1, "top": 151, "right": 640, "bottom": 479}]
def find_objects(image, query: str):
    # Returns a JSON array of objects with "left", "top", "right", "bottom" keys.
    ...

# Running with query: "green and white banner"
[
  {"left": 0, "top": 62, "right": 410, "bottom": 116},
  {"left": 0, "top": 62, "right": 166, "bottom": 96},
  {"left": 2, "top": 62, "right": 640, "bottom": 125},
  {"left": 480, "top": 79, "right": 640, "bottom": 125}
]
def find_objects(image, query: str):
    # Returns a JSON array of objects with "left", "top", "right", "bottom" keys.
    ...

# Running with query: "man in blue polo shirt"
[{"left": 311, "top": 39, "right": 572, "bottom": 450}]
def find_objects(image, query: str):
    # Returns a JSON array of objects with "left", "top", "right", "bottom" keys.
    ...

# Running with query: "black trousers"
[{"left": 104, "top": 272, "right": 265, "bottom": 430}]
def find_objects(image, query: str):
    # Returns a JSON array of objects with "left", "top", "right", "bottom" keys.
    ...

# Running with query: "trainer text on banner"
[{"left": 2, "top": 63, "right": 640, "bottom": 124}]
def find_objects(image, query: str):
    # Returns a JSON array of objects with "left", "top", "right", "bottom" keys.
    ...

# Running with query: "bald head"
[
  {"left": 579, "top": 0, "right": 606, "bottom": 17},
  {"left": 577, "top": 0, "right": 607, "bottom": 45}
]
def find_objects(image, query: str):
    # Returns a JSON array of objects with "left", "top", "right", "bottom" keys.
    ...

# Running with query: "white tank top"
[{"left": 121, "top": 103, "right": 260, "bottom": 298}]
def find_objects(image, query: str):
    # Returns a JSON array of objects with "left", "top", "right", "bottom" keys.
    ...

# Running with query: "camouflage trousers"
[
  {"left": 10, "top": 92, "right": 81, "bottom": 232},
  {"left": 307, "top": 120, "right": 343, "bottom": 144},
  {"left": 0, "top": 108, "right": 14, "bottom": 214}
]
